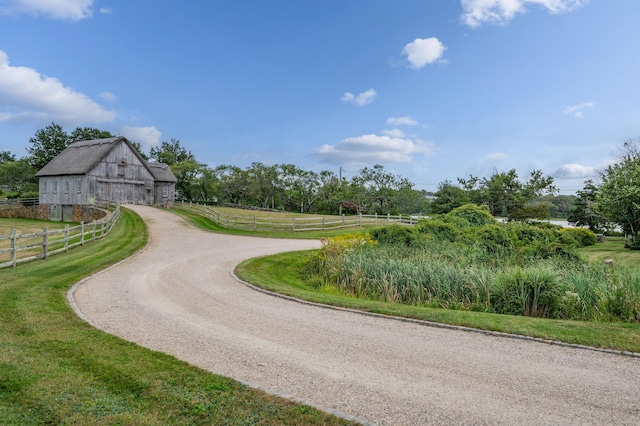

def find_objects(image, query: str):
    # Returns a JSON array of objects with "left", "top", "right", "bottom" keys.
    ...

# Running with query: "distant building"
[{"left": 36, "top": 137, "right": 176, "bottom": 220}]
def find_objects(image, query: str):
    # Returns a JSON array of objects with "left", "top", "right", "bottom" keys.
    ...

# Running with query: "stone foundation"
[{"left": 0, "top": 204, "right": 107, "bottom": 222}]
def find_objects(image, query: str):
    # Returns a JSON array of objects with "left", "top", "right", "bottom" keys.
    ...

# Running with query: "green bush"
[
  {"left": 559, "top": 228, "right": 597, "bottom": 247},
  {"left": 446, "top": 204, "right": 496, "bottom": 227},
  {"left": 461, "top": 224, "right": 517, "bottom": 258},
  {"left": 416, "top": 218, "right": 460, "bottom": 242},
  {"left": 369, "top": 224, "right": 417, "bottom": 247},
  {"left": 505, "top": 222, "right": 558, "bottom": 245}
]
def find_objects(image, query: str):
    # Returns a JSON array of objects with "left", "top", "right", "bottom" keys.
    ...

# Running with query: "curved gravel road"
[{"left": 71, "top": 206, "right": 640, "bottom": 425}]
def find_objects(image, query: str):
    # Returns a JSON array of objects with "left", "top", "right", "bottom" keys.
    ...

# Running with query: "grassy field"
[
  {"left": 173, "top": 206, "right": 374, "bottom": 239},
  {"left": 0, "top": 209, "right": 352, "bottom": 425},
  {"left": 0, "top": 217, "right": 73, "bottom": 235},
  {"left": 579, "top": 236, "right": 639, "bottom": 267}
]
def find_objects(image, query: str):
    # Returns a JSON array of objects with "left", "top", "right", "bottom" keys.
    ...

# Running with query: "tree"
[
  {"left": 568, "top": 180, "right": 608, "bottom": 233},
  {"left": 596, "top": 139, "right": 640, "bottom": 244},
  {"left": 0, "top": 158, "right": 37, "bottom": 194},
  {"left": 26, "top": 123, "right": 70, "bottom": 170},
  {"left": 0, "top": 151, "right": 16, "bottom": 163},
  {"left": 69, "top": 127, "right": 114, "bottom": 143},
  {"left": 459, "top": 169, "right": 556, "bottom": 220},
  {"left": 430, "top": 180, "right": 469, "bottom": 214},
  {"left": 149, "top": 139, "right": 195, "bottom": 165}
]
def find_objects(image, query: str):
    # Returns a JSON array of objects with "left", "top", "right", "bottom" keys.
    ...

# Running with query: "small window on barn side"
[
  {"left": 64, "top": 180, "right": 70, "bottom": 194},
  {"left": 53, "top": 181, "right": 57, "bottom": 194},
  {"left": 163, "top": 186, "right": 168, "bottom": 198},
  {"left": 77, "top": 177, "right": 82, "bottom": 194}
]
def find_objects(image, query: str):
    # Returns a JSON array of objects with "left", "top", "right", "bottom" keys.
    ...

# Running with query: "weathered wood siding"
[
  {"left": 86, "top": 140, "right": 154, "bottom": 205},
  {"left": 39, "top": 175, "right": 89, "bottom": 205},
  {"left": 153, "top": 182, "right": 175, "bottom": 207}
]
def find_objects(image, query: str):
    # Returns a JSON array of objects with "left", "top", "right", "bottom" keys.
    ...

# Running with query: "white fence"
[
  {"left": 0, "top": 205, "right": 121, "bottom": 269},
  {"left": 180, "top": 201, "right": 420, "bottom": 232}
]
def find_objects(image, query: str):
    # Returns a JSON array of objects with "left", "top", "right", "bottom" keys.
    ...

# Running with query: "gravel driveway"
[{"left": 71, "top": 206, "right": 640, "bottom": 425}]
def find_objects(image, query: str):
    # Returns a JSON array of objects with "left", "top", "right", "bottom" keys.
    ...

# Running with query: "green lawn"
[
  {"left": 579, "top": 236, "right": 639, "bottom": 267},
  {"left": 0, "top": 208, "right": 352, "bottom": 425}
]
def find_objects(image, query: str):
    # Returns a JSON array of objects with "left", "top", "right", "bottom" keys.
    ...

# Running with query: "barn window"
[
  {"left": 53, "top": 181, "right": 57, "bottom": 194},
  {"left": 163, "top": 186, "right": 168, "bottom": 198},
  {"left": 77, "top": 177, "right": 82, "bottom": 194},
  {"left": 64, "top": 180, "right": 70, "bottom": 194}
]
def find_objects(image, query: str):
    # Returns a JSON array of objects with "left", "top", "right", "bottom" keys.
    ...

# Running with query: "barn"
[{"left": 36, "top": 137, "right": 176, "bottom": 220}]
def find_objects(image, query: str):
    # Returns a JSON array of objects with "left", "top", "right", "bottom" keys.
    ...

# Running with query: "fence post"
[
  {"left": 92, "top": 221, "right": 96, "bottom": 241},
  {"left": 42, "top": 227, "right": 48, "bottom": 259},
  {"left": 253, "top": 215, "right": 257, "bottom": 231},
  {"left": 387, "top": 212, "right": 390, "bottom": 223},
  {"left": 292, "top": 217, "right": 296, "bottom": 232},
  {"left": 64, "top": 224, "right": 69, "bottom": 252},
  {"left": 80, "top": 222, "right": 85, "bottom": 246},
  {"left": 359, "top": 214, "right": 362, "bottom": 227},
  {"left": 10, "top": 229, "right": 16, "bottom": 268},
  {"left": 342, "top": 214, "right": 345, "bottom": 228},
  {"left": 322, "top": 216, "right": 325, "bottom": 231},
  {"left": 375, "top": 212, "right": 378, "bottom": 225}
]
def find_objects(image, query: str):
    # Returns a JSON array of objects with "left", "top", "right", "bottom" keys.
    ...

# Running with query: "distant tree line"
[{"left": 4, "top": 123, "right": 639, "bottom": 244}]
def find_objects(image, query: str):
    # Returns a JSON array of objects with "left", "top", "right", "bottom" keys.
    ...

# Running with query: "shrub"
[
  {"left": 369, "top": 224, "right": 417, "bottom": 247},
  {"left": 461, "top": 224, "right": 517, "bottom": 258},
  {"left": 504, "top": 222, "right": 558, "bottom": 245},
  {"left": 446, "top": 204, "right": 495, "bottom": 227},
  {"left": 416, "top": 218, "right": 460, "bottom": 242},
  {"left": 559, "top": 228, "right": 597, "bottom": 247}
]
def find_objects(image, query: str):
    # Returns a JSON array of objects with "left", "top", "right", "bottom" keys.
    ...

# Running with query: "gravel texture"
[{"left": 71, "top": 206, "right": 640, "bottom": 425}]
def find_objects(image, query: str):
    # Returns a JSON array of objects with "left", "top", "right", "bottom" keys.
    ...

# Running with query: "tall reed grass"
[{"left": 305, "top": 205, "right": 640, "bottom": 322}]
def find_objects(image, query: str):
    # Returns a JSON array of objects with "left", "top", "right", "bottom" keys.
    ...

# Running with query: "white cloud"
[
  {"left": 486, "top": 152, "right": 507, "bottom": 160},
  {"left": 382, "top": 129, "right": 406, "bottom": 138},
  {"left": 552, "top": 163, "right": 597, "bottom": 179},
  {"left": 0, "top": 0, "right": 95, "bottom": 21},
  {"left": 563, "top": 101, "right": 595, "bottom": 118},
  {"left": 401, "top": 37, "right": 447, "bottom": 70},
  {"left": 341, "top": 88, "right": 377, "bottom": 106},
  {"left": 314, "top": 133, "right": 435, "bottom": 165},
  {"left": 119, "top": 125, "right": 162, "bottom": 149},
  {"left": 0, "top": 50, "right": 115, "bottom": 125},
  {"left": 461, "top": 0, "right": 587, "bottom": 28},
  {"left": 99, "top": 7, "right": 111, "bottom": 14},
  {"left": 387, "top": 116, "right": 419, "bottom": 126},
  {"left": 99, "top": 91, "right": 118, "bottom": 102}
]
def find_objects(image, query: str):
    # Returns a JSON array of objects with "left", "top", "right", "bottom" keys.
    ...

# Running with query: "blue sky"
[{"left": 0, "top": 0, "right": 638, "bottom": 194}]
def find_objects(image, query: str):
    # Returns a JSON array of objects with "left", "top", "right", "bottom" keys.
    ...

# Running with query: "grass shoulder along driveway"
[{"left": 0, "top": 208, "right": 352, "bottom": 425}]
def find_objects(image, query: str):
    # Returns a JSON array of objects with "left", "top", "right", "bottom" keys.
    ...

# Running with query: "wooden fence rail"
[
  {"left": 0, "top": 204, "right": 121, "bottom": 269},
  {"left": 180, "top": 201, "right": 421, "bottom": 232}
]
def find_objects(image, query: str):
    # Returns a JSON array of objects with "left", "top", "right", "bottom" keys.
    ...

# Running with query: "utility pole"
[{"left": 339, "top": 166, "right": 343, "bottom": 216}]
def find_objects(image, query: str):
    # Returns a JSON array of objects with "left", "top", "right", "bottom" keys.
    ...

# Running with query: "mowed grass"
[
  {"left": 0, "top": 208, "right": 352, "bottom": 425},
  {"left": 579, "top": 236, "right": 640, "bottom": 267},
  {"left": 0, "top": 217, "right": 73, "bottom": 235},
  {"left": 172, "top": 207, "right": 373, "bottom": 239}
]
